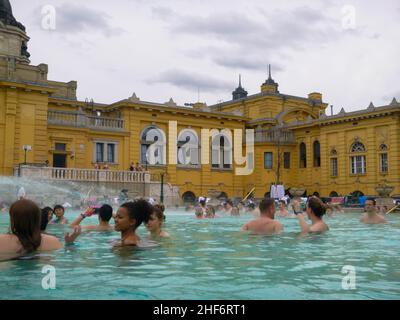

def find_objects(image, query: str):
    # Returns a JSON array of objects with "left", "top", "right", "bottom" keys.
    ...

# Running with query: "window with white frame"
[
  {"left": 350, "top": 141, "right": 366, "bottom": 174},
  {"left": 380, "top": 153, "right": 388, "bottom": 173},
  {"left": 177, "top": 130, "right": 199, "bottom": 166},
  {"left": 331, "top": 158, "right": 338, "bottom": 177},
  {"left": 211, "top": 135, "right": 232, "bottom": 169},
  {"left": 94, "top": 141, "right": 118, "bottom": 163},
  {"left": 350, "top": 155, "right": 366, "bottom": 174}
]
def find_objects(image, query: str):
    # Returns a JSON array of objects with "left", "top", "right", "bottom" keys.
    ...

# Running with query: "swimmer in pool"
[
  {"left": 70, "top": 204, "right": 114, "bottom": 231},
  {"left": 240, "top": 198, "right": 283, "bottom": 235},
  {"left": 297, "top": 197, "right": 329, "bottom": 234},
  {"left": 0, "top": 200, "right": 81, "bottom": 258},
  {"left": 360, "top": 198, "right": 387, "bottom": 224},
  {"left": 145, "top": 205, "right": 170, "bottom": 239},
  {"left": 50, "top": 205, "right": 68, "bottom": 225},
  {"left": 113, "top": 200, "right": 153, "bottom": 247},
  {"left": 278, "top": 200, "right": 289, "bottom": 217}
]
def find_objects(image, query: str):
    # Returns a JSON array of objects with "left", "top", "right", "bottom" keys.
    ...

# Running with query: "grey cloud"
[
  {"left": 153, "top": 5, "right": 350, "bottom": 71},
  {"left": 50, "top": 3, "right": 124, "bottom": 36},
  {"left": 213, "top": 55, "right": 284, "bottom": 72},
  {"left": 148, "top": 69, "right": 233, "bottom": 92}
]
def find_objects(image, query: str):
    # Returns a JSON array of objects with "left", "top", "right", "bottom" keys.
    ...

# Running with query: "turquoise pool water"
[{"left": 0, "top": 210, "right": 399, "bottom": 300}]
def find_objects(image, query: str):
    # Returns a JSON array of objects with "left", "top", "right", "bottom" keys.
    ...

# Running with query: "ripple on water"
[{"left": 0, "top": 211, "right": 400, "bottom": 299}]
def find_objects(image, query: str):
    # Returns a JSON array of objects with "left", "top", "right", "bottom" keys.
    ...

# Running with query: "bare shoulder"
[{"left": 39, "top": 234, "right": 63, "bottom": 251}]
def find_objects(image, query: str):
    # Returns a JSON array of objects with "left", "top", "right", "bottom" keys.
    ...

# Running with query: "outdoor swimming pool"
[{"left": 0, "top": 210, "right": 399, "bottom": 300}]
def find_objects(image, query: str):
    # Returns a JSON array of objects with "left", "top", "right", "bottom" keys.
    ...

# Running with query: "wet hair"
[
  {"left": 40, "top": 207, "right": 53, "bottom": 231},
  {"left": 307, "top": 197, "right": 327, "bottom": 218},
  {"left": 199, "top": 200, "right": 206, "bottom": 207},
  {"left": 10, "top": 200, "right": 42, "bottom": 253},
  {"left": 152, "top": 206, "right": 165, "bottom": 222},
  {"left": 248, "top": 203, "right": 256, "bottom": 210},
  {"left": 365, "top": 198, "right": 376, "bottom": 206},
  {"left": 53, "top": 205, "right": 65, "bottom": 213},
  {"left": 99, "top": 204, "right": 113, "bottom": 222},
  {"left": 225, "top": 200, "right": 233, "bottom": 207},
  {"left": 279, "top": 200, "right": 286, "bottom": 205},
  {"left": 259, "top": 198, "right": 275, "bottom": 213},
  {"left": 121, "top": 200, "right": 153, "bottom": 230},
  {"left": 153, "top": 204, "right": 166, "bottom": 222}
]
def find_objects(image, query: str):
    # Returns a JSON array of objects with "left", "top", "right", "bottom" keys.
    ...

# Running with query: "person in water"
[
  {"left": 360, "top": 198, "right": 387, "bottom": 224},
  {"left": 278, "top": 200, "right": 289, "bottom": 217},
  {"left": 0, "top": 200, "right": 81, "bottom": 257},
  {"left": 240, "top": 198, "right": 283, "bottom": 234},
  {"left": 50, "top": 205, "right": 68, "bottom": 225},
  {"left": 40, "top": 207, "right": 54, "bottom": 232},
  {"left": 70, "top": 204, "right": 114, "bottom": 231},
  {"left": 145, "top": 205, "right": 170, "bottom": 238},
  {"left": 113, "top": 199, "right": 153, "bottom": 247},
  {"left": 205, "top": 206, "right": 216, "bottom": 219},
  {"left": 297, "top": 197, "right": 329, "bottom": 233}
]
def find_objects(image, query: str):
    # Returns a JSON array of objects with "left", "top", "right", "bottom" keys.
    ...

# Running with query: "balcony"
[
  {"left": 16, "top": 166, "right": 150, "bottom": 183},
  {"left": 48, "top": 110, "right": 124, "bottom": 132},
  {"left": 254, "top": 129, "right": 296, "bottom": 144}
]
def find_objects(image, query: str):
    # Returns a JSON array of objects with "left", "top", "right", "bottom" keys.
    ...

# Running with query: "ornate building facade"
[{"left": 1, "top": 1, "right": 399, "bottom": 201}]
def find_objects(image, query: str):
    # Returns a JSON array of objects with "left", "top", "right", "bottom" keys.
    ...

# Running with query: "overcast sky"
[{"left": 11, "top": 0, "right": 400, "bottom": 113}]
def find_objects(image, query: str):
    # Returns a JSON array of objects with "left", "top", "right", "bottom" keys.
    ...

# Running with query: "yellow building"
[{"left": 1, "top": 2, "right": 399, "bottom": 202}]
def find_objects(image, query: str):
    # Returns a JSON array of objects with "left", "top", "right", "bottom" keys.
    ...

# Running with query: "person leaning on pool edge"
[{"left": 297, "top": 196, "right": 329, "bottom": 234}]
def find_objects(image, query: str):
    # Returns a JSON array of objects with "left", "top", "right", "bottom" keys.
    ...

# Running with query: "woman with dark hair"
[
  {"left": 50, "top": 205, "right": 68, "bottom": 225},
  {"left": 297, "top": 196, "right": 329, "bottom": 233},
  {"left": 145, "top": 206, "right": 170, "bottom": 239},
  {"left": 0, "top": 200, "right": 81, "bottom": 257},
  {"left": 40, "top": 207, "right": 53, "bottom": 232},
  {"left": 113, "top": 199, "right": 154, "bottom": 246}
]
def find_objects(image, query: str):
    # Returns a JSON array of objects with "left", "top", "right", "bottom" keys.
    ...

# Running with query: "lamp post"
[{"left": 22, "top": 145, "right": 32, "bottom": 165}]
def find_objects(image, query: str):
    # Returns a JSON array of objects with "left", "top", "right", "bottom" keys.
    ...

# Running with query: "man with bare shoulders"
[
  {"left": 70, "top": 204, "right": 114, "bottom": 231},
  {"left": 360, "top": 198, "right": 387, "bottom": 224},
  {"left": 241, "top": 198, "right": 283, "bottom": 234}
]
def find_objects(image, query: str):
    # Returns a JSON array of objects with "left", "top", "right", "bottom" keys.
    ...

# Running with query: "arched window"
[
  {"left": 177, "top": 130, "right": 199, "bottom": 166},
  {"left": 379, "top": 144, "right": 388, "bottom": 151},
  {"left": 329, "top": 191, "right": 339, "bottom": 197},
  {"left": 350, "top": 141, "right": 366, "bottom": 174},
  {"left": 182, "top": 191, "right": 196, "bottom": 204},
  {"left": 217, "top": 192, "right": 229, "bottom": 200},
  {"left": 299, "top": 143, "right": 307, "bottom": 168},
  {"left": 140, "top": 126, "right": 166, "bottom": 165},
  {"left": 313, "top": 141, "right": 321, "bottom": 167},
  {"left": 351, "top": 142, "right": 366, "bottom": 153},
  {"left": 379, "top": 144, "right": 388, "bottom": 174},
  {"left": 212, "top": 135, "right": 232, "bottom": 169},
  {"left": 330, "top": 148, "right": 338, "bottom": 177}
]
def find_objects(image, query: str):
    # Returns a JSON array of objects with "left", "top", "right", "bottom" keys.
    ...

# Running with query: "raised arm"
[
  {"left": 69, "top": 208, "right": 95, "bottom": 227},
  {"left": 64, "top": 226, "right": 82, "bottom": 245},
  {"left": 297, "top": 214, "right": 310, "bottom": 233}
]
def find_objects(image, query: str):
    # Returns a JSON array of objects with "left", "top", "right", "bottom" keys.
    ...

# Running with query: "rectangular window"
[
  {"left": 107, "top": 144, "right": 115, "bottom": 163},
  {"left": 380, "top": 153, "right": 388, "bottom": 173},
  {"left": 55, "top": 143, "right": 66, "bottom": 151},
  {"left": 351, "top": 155, "right": 366, "bottom": 174},
  {"left": 284, "top": 152, "right": 291, "bottom": 169},
  {"left": 331, "top": 158, "right": 338, "bottom": 177},
  {"left": 264, "top": 152, "right": 273, "bottom": 169},
  {"left": 96, "top": 143, "right": 104, "bottom": 163}
]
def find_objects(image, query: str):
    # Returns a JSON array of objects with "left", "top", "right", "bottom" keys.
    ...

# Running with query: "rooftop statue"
[{"left": 0, "top": 0, "right": 26, "bottom": 31}]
